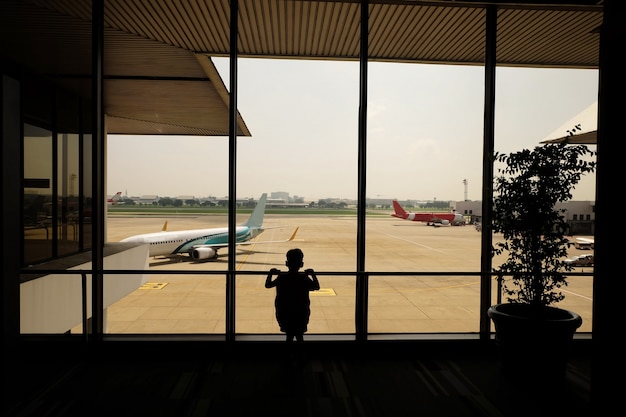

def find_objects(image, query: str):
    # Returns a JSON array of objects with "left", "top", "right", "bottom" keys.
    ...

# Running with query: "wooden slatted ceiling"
[
  {"left": 497, "top": 8, "right": 600, "bottom": 67},
  {"left": 37, "top": 0, "right": 601, "bottom": 67},
  {"left": 9, "top": 0, "right": 602, "bottom": 136},
  {"left": 368, "top": 4, "right": 487, "bottom": 64}
]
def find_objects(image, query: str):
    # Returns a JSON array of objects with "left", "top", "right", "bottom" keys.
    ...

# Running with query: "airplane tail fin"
[
  {"left": 391, "top": 200, "right": 407, "bottom": 218},
  {"left": 108, "top": 191, "right": 123, "bottom": 204},
  {"left": 242, "top": 193, "right": 267, "bottom": 229}
]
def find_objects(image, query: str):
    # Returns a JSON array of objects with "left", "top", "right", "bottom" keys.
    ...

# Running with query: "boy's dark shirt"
[{"left": 269, "top": 271, "right": 319, "bottom": 333}]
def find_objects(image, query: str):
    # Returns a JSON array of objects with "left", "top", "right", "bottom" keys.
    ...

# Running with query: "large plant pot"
[{"left": 487, "top": 303, "right": 582, "bottom": 387}]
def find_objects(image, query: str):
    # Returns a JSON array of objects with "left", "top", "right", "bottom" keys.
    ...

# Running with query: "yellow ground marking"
[
  {"left": 236, "top": 235, "right": 263, "bottom": 270},
  {"left": 311, "top": 288, "right": 336, "bottom": 296},
  {"left": 140, "top": 282, "right": 169, "bottom": 290}
]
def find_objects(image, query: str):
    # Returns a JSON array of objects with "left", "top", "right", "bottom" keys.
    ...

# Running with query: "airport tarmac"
[{"left": 102, "top": 214, "right": 594, "bottom": 335}]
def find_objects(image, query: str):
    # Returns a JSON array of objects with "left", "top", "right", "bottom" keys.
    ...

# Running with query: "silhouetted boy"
[{"left": 265, "top": 248, "right": 320, "bottom": 348}]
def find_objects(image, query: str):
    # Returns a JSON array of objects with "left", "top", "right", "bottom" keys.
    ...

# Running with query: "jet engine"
[
  {"left": 191, "top": 247, "right": 218, "bottom": 260},
  {"left": 430, "top": 219, "right": 450, "bottom": 226},
  {"left": 452, "top": 213, "right": 466, "bottom": 225}
]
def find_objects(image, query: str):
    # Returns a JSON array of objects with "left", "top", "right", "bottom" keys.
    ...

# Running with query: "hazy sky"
[{"left": 108, "top": 58, "right": 598, "bottom": 202}]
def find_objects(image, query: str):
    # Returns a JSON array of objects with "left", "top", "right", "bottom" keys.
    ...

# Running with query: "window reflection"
[
  {"left": 23, "top": 124, "right": 53, "bottom": 265},
  {"left": 57, "top": 132, "right": 80, "bottom": 256}
]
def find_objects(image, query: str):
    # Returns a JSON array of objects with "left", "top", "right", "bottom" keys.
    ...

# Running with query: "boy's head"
[{"left": 286, "top": 248, "right": 304, "bottom": 269}]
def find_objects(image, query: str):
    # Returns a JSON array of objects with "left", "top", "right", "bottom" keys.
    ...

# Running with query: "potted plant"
[{"left": 487, "top": 134, "right": 596, "bottom": 386}]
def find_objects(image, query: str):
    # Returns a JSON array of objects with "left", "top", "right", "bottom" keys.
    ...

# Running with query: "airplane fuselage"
[
  {"left": 119, "top": 194, "right": 298, "bottom": 261},
  {"left": 390, "top": 200, "right": 465, "bottom": 225},
  {"left": 121, "top": 226, "right": 263, "bottom": 257},
  {"left": 392, "top": 212, "right": 459, "bottom": 223}
]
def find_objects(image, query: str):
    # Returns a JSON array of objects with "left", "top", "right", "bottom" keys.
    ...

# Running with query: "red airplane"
[{"left": 391, "top": 200, "right": 465, "bottom": 226}]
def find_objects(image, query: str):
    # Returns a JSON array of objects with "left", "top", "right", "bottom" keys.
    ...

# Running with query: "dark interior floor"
[{"left": 4, "top": 340, "right": 593, "bottom": 417}]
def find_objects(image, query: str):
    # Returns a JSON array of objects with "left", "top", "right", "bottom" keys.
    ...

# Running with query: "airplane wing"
[
  {"left": 576, "top": 237, "right": 594, "bottom": 244},
  {"left": 235, "top": 227, "right": 300, "bottom": 246},
  {"left": 574, "top": 237, "right": 594, "bottom": 249}
]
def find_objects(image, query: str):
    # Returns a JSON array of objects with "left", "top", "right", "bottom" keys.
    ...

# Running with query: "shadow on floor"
[{"left": 3, "top": 340, "right": 591, "bottom": 417}]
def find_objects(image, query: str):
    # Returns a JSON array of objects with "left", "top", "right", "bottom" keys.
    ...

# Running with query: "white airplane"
[
  {"left": 573, "top": 237, "right": 594, "bottom": 250},
  {"left": 120, "top": 193, "right": 298, "bottom": 261}
]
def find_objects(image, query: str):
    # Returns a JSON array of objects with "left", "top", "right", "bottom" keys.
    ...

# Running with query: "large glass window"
[
  {"left": 23, "top": 124, "right": 54, "bottom": 265},
  {"left": 82, "top": 128, "right": 93, "bottom": 250},
  {"left": 494, "top": 66, "right": 598, "bottom": 332},
  {"left": 22, "top": 93, "right": 89, "bottom": 266},
  {"left": 56, "top": 90, "right": 81, "bottom": 256},
  {"left": 230, "top": 58, "right": 360, "bottom": 335},
  {"left": 13, "top": 1, "right": 598, "bottom": 339},
  {"left": 365, "top": 62, "right": 485, "bottom": 333}
]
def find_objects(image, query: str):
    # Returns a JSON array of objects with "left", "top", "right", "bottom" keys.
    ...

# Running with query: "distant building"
[
  {"left": 452, "top": 200, "right": 595, "bottom": 234},
  {"left": 134, "top": 195, "right": 159, "bottom": 205},
  {"left": 451, "top": 201, "right": 482, "bottom": 224},
  {"left": 556, "top": 201, "right": 595, "bottom": 235},
  {"left": 176, "top": 195, "right": 195, "bottom": 201},
  {"left": 270, "top": 191, "right": 290, "bottom": 201}
]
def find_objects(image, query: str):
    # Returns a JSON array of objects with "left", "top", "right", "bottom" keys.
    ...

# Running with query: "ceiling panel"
[{"left": 2, "top": 0, "right": 602, "bottom": 136}]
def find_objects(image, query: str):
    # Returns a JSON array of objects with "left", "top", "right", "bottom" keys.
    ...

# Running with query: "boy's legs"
[{"left": 285, "top": 333, "right": 305, "bottom": 359}]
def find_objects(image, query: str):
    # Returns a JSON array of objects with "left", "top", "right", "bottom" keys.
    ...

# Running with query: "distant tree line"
[
  {"left": 420, "top": 200, "right": 451, "bottom": 210},
  {"left": 121, "top": 197, "right": 450, "bottom": 210}
]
